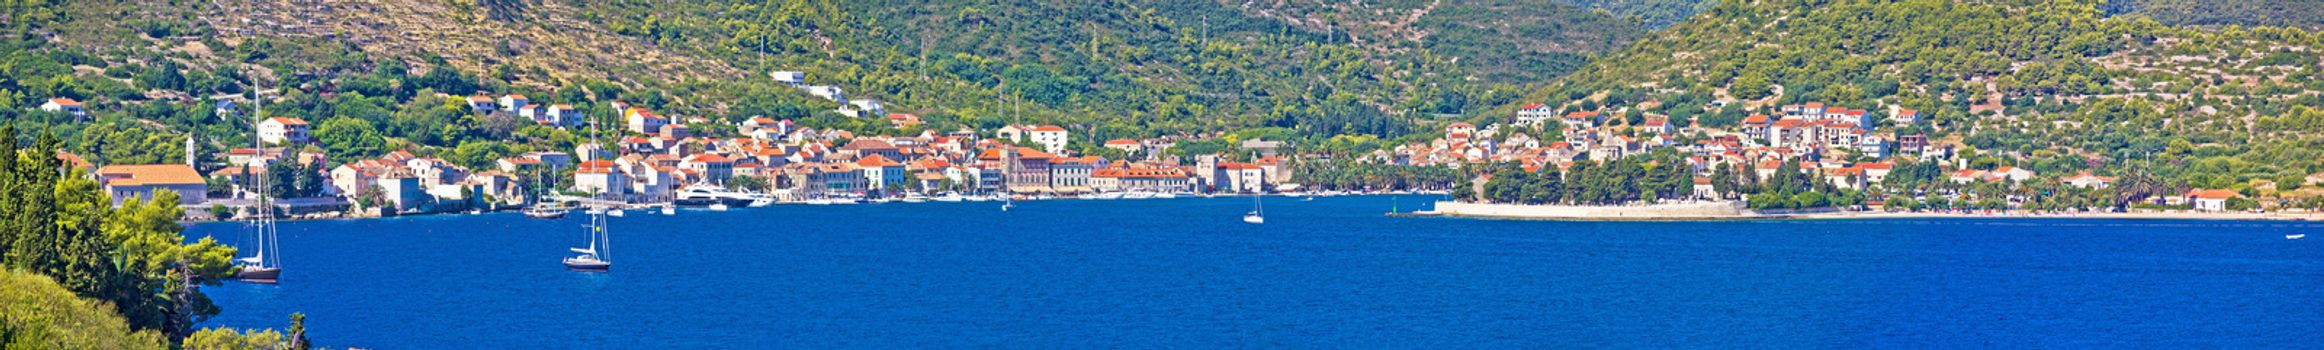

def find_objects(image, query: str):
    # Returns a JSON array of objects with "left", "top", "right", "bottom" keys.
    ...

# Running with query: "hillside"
[
  {"left": 1554, "top": 0, "right": 1722, "bottom": 28},
  {"left": 1523, "top": 0, "right": 2323, "bottom": 198},
  {"left": 1233, "top": 0, "right": 1652, "bottom": 83},
  {"left": 2104, "top": 0, "right": 2324, "bottom": 28},
  {"left": 2, "top": 0, "right": 1665, "bottom": 167}
]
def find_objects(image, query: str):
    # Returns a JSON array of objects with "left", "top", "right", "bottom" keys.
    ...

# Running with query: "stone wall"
[{"left": 1429, "top": 201, "right": 1753, "bottom": 220}]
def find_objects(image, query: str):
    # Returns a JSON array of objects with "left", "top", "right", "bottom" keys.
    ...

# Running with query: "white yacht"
[{"left": 675, "top": 184, "right": 755, "bottom": 207}]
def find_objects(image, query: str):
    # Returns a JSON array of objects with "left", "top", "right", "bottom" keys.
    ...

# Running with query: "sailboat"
[
  {"left": 564, "top": 101, "right": 614, "bottom": 272},
  {"left": 1243, "top": 193, "right": 1265, "bottom": 224},
  {"left": 564, "top": 204, "right": 613, "bottom": 272},
  {"left": 233, "top": 88, "right": 282, "bottom": 284}
]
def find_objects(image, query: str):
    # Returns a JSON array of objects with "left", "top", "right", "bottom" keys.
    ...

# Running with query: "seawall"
[{"left": 1426, "top": 201, "right": 1755, "bottom": 220}]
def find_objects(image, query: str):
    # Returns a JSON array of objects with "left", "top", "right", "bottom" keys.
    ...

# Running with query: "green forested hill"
[
  {"left": 2102, "top": 0, "right": 2324, "bottom": 28},
  {"left": 575, "top": 0, "right": 1652, "bottom": 137},
  {"left": 1555, "top": 0, "right": 1722, "bottom": 28},
  {"left": 0, "top": 0, "right": 1661, "bottom": 166},
  {"left": 1526, "top": 0, "right": 2324, "bottom": 200}
]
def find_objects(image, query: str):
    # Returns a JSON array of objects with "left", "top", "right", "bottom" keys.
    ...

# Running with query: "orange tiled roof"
[
  {"left": 2188, "top": 189, "right": 2241, "bottom": 200},
  {"left": 856, "top": 154, "right": 902, "bottom": 167},
  {"left": 96, "top": 164, "right": 204, "bottom": 186}
]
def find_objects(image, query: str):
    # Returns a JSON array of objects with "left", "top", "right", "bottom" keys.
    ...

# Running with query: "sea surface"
[{"left": 191, "top": 196, "right": 2324, "bottom": 348}]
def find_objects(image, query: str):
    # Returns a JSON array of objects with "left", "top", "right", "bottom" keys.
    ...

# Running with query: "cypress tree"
[{"left": 0, "top": 125, "right": 16, "bottom": 264}]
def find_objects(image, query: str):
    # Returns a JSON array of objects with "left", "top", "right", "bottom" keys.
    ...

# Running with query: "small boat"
[
  {"left": 902, "top": 193, "right": 929, "bottom": 203},
  {"left": 607, "top": 209, "right": 626, "bottom": 217},
  {"left": 709, "top": 203, "right": 730, "bottom": 211},
  {"left": 2291, "top": 234, "right": 2306, "bottom": 240},
  {"left": 933, "top": 192, "right": 966, "bottom": 202},
  {"left": 1243, "top": 194, "right": 1265, "bottom": 224},
  {"left": 524, "top": 206, "right": 569, "bottom": 219},
  {"left": 660, "top": 204, "right": 677, "bottom": 216}
]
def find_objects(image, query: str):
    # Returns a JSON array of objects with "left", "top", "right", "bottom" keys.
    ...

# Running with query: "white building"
[
  {"left": 771, "top": 71, "right": 806, "bottom": 86},
  {"left": 40, "top": 98, "right": 85, "bottom": 118},
  {"left": 1028, "top": 125, "right": 1069, "bottom": 153},
  {"left": 94, "top": 164, "right": 208, "bottom": 205},
  {"left": 572, "top": 161, "right": 629, "bottom": 197},
  {"left": 1515, "top": 103, "right": 1556, "bottom": 125},
  {"left": 256, "top": 117, "right": 311, "bottom": 144},
  {"left": 499, "top": 94, "right": 530, "bottom": 112}
]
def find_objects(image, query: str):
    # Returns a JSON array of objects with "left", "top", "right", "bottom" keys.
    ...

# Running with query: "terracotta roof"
[
  {"left": 1032, "top": 125, "right": 1067, "bottom": 132},
  {"left": 685, "top": 153, "right": 731, "bottom": 163},
  {"left": 856, "top": 154, "right": 902, "bottom": 167},
  {"left": 1105, "top": 139, "right": 1139, "bottom": 146},
  {"left": 2188, "top": 189, "right": 2242, "bottom": 200},
  {"left": 842, "top": 139, "right": 896, "bottom": 150},
  {"left": 55, "top": 152, "right": 90, "bottom": 169},
  {"left": 49, "top": 98, "right": 81, "bottom": 107},
  {"left": 96, "top": 164, "right": 205, "bottom": 186},
  {"left": 266, "top": 117, "right": 309, "bottom": 126},
  {"left": 1521, "top": 103, "right": 1547, "bottom": 110}
]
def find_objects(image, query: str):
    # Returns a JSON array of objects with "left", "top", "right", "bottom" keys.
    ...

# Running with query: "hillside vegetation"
[
  {"left": 2, "top": 0, "right": 1667, "bottom": 168},
  {"left": 2104, "top": 0, "right": 2324, "bottom": 28},
  {"left": 1524, "top": 0, "right": 2324, "bottom": 204}
]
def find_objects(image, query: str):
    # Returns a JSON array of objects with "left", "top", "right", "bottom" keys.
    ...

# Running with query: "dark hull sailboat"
[{"left": 234, "top": 266, "right": 281, "bottom": 284}]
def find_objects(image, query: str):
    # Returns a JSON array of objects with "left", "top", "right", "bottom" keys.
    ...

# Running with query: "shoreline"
[
  {"left": 1784, "top": 210, "right": 2324, "bottom": 222},
  {"left": 181, "top": 192, "right": 1448, "bottom": 224},
  {"left": 1415, "top": 201, "right": 2324, "bottom": 222}
]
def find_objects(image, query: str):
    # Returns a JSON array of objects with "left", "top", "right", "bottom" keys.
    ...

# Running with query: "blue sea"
[{"left": 190, "top": 196, "right": 2324, "bottom": 348}]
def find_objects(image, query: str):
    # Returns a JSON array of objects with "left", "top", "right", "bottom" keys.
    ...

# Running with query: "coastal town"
[
  {"left": 57, "top": 69, "right": 1371, "bottom": 221},
  {"left": 52, "top": 80, "right": 2309, "bottom": 222}
]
